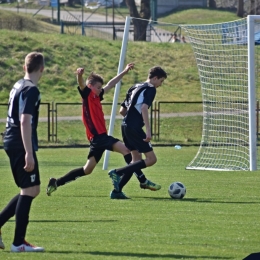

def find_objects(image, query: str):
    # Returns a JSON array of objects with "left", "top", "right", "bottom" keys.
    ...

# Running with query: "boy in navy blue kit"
[
  {"left": 108, "top": 66, "right": 167, "bottom": 195},
  {"left": 0, "top": 52, "right": 45, "bottom": 252}
]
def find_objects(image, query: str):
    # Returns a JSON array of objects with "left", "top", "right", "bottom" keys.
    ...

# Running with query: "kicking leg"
[{"left": 46, "top": 157, "right": 97, "bottom": 196}]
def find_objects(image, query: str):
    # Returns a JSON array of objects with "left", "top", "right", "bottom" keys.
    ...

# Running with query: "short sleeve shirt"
[
  {"left": 4, "top": 79, "right": 41, "bottom": 151},
  {"left": 122, "top": 82, "right": 156, "bottom": 128}
]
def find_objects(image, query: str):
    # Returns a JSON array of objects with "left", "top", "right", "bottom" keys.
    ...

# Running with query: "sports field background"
[{"left": 0, "top": 147, "right": 260, "bottom": 259}]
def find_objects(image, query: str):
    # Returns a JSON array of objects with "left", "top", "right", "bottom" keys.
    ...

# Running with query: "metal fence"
[
  {"left": 0, "top": 101, "right": 204, "bottom": 147},
  {"left": 60, "top": 21, "right": 181, "bottom": 42}
]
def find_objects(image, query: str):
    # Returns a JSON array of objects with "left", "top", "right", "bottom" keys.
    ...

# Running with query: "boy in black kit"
[
  {"left": 0, "top": 52, "right": 45, "bottom": 252},
  {"left": 109, "top": 66, "right": 167, "bottom": 194}
]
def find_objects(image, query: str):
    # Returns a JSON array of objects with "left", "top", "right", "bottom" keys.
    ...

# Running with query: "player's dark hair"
[
  {"left": 148, "top": 66, "right": 167, "bottom": 79},
  {"left": 25, "top": 52, "right": 44, "bottom": 74},
  {"left": 86, "top": 72, "right": 104, "bottom": 86}
]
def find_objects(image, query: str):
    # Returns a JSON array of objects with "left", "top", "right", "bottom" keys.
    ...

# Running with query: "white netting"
[{"left": 182, "top": 17, "right": 260, "bottom": 171}]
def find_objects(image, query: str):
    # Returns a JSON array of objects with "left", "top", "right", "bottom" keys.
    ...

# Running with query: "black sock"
[
  {"left": 124, "top": 154, "right": 132, "bottom": 164},
  {"left": 13, "top": 195, "right": 33, "bottom": 246},
  {"left": 0, "top": 194, "right": 20, "bottom": 228},
  {"left": 134, "top": 169, "right": 147, "bottom": 183},
  {"left": 56, "top": 167, "right": 85, "bottom": 187},
  {"left": 118, "top": 173, "right": 133, "bottom": 192},
  {"left": 123, "top": 154, "right": 146, "bottom": 183},
  {"left": 117, "top": 154, "right": 134, "bottom": 191},
  {"left": 116, "top": 160, "right": 146, "bottom": 176}
]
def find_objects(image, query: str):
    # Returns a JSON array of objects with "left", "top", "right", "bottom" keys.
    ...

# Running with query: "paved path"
[{"left": 0, "top": 6, "right": 124, "bottom": 23}]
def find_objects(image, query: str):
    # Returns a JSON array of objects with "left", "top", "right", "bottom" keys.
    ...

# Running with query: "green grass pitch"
[{"left": 0, "top": 147, "right": 260, "bottom": 259}]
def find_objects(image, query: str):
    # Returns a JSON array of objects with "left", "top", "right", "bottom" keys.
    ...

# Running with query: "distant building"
[{"left": 135, "top": 0, "right": 207, "bottom": 15}]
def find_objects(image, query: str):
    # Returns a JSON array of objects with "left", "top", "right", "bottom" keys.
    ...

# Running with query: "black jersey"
[
  {"left": 4, "top": 79, "right": 41, "bottom": 151},
  {"left": 121, "top": 82, "right": 156, "bottom": 128}
]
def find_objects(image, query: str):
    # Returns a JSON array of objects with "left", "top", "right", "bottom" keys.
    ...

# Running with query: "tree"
[
  {"left": 126, "top": 0, "right": 151, "bottom": 41},
  {"left": 208, "top": 0, "right": 217, "bottom": 8},
  {"left": 250, "top": 0, "right": 256, "bottom": 14},
  {"left": 237, "top": 0, "right": 244, "bottom": 17}
]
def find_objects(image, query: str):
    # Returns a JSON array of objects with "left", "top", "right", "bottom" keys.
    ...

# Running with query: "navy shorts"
[
  {"left": 5, "top": 148, "right": 41, "bottom": 189},
  {"left": 121, "top": 124, "right": 153, "bottom": 153},
  {"left": 88, "top": 133, "right": 120, "bottom": 163}
]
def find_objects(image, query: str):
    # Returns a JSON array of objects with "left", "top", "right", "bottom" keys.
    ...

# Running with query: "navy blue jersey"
[
  {"left": 4, "top": 79, "right": 41, "bottom": 151},
  {"left": 121, "top": 82, "right": 156, "bottom": 128}
]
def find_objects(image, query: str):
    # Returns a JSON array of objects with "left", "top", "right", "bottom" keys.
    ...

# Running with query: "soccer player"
[
  {"left": 46, "top": 63, "right": 131, "bottom": 199},
  {"left": 0, "top": 52, "right": 45, "bottom": 252},
  {"left": 108, "top": 66, "right": 167, "bottom": 193}
]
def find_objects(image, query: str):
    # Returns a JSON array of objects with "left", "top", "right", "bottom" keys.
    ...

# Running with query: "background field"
[
  {"left": 0, "top": 147, "right": 260, "bottom": 259},
  {"left": 0, "top": 7, "right": 244, "bottom": 146}
]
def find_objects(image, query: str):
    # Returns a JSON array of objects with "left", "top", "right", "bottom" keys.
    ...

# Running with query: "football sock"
[
  {"left": 116, "top": 160, "right": 146, "bottom": 176},
  {"left": 56, "top": 167, "right": 85, "bottom": 187},
  {"left": 134, "top": 170, "right": 147, "bottom": 183},
  {"left": 118, "top": 173, "right": 133, "bottom": 192},
  {"left": 0, "top": 194, "right": 20, "bottom": 228},
  {"left": 124, "top": 154, "right": 132, "bottom": 164},
  {"left": 13, "top": 195, "right": 33, "bottom": 246},
  {"left": 122, "top": 154, "right": 146, "bottom": 184}
]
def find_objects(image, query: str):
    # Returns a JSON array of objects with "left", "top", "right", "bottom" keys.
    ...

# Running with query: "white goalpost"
[
  {"left": 182, "top": 15, "right": 260, "bottom": 171},
  {"left": 102, "top": 16, "right": 132, "bottom": 170}
]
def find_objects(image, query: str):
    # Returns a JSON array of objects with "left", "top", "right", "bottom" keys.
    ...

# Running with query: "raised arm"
[
  {"left": 76, "top": 68, "right": 86, "bottom": 90},
  {"left": 103, "top": 63, "right": 134, "bottom": 94}
]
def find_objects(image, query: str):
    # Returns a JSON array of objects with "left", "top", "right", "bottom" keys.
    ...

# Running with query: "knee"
[
  {"left": 123, "top": 148, "right": 131, "bottom": 156},
  {"left": 150, "top": 156, "right": 157, "bottom": 166},
  {"left": 83, "top": 167, "right": 92, "bottom": 175},
  {"left": 34, "top": 186, "right": 41, "bottom": 197},
  {"left": 145, "top": 156, "right": 157, "bottom": 167}
]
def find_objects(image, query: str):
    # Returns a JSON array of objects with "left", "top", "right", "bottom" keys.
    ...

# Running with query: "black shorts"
[
  {"left": 5, "top": 148, "right": 41, "bottom": 189},
  {"left": 121, "top": 124, "right": 153, "bottom": 153},
  {"left": 89, "top": 133, "right": 120, "bottom": 163}
]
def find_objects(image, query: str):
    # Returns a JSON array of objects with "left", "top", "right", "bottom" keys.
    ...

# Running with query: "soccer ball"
[{"left": 168, "top": 182, "right": 186, "bottom": 199}]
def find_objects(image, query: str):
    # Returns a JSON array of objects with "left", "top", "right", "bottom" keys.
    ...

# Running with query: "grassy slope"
[{"left": 0, "top": 8, "right": 241, "bottom": 104}]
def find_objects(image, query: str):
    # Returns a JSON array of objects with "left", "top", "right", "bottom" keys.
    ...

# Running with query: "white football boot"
[{"left": 11, "top": 240, "right": 44, "bottom": 252}]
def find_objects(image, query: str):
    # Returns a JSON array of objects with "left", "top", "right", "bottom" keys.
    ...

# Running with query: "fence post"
[
  {"left": 47, "top": 102, "right": 50, "bottom": 142},
  {"left": 60, "top": 20, "right": 64, "bottom": 34},
  {"left": 257, "top": 100, "right": 259, "bottom": 139}
]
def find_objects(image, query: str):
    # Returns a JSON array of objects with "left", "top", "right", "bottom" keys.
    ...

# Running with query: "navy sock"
[
  {"left": 0, "top": 194, "right": 20, "bottom": 228},
  {"left": 116, "top": 160, "right": 146, "bottom": 176},
  {"left": 57, "top": 167, "right": 85, "bottom": 187},
  {"left": 118, "top": 154, "right": 146, "bottom": 189},
  {"left": 124, "top": 154, "right": 132, "bottom": 164},
  {"left": 134, "top": 169, "right": 147, "bottom": 183},
  {"left": 118, "top": 173, "right": 133, "bottom": 192},
  {"left": 13, "top": 195, "right": 33, "bottom": 246}
]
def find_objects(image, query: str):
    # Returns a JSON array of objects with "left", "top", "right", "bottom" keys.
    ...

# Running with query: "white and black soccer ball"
[{"left": 168, "top": 182, "right": 186, "bottom": 199}]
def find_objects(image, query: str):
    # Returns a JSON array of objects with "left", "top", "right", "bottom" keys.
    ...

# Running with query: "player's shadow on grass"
[
  {"left": 140, "top": 197, "right": 259, "bottom": 204},
  {"left": 8, "top": 220, "right": 117, "bottom": 223},
  {"left": 45, "top": 250, "right": 232, "bottom": 259}
]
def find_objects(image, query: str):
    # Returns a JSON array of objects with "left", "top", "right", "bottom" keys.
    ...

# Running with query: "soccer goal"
[
  {"left": 183, "top": 16, "right": 260, "bottom": 171},
  {"left": 102, "top": 15, "right": 260, "bottom": 171}
]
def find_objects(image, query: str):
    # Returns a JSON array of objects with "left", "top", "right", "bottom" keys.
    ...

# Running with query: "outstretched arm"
[
  {"left": 76, "top": 68, "right": 86, "bottom": 90},
  {"left": 103, "top": 63, "right": 134, "bottom": 94}
]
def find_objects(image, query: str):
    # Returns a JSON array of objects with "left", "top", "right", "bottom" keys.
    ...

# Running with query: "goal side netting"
[{"left": 182, "top": 16, "right": 260, "bottom": 171}]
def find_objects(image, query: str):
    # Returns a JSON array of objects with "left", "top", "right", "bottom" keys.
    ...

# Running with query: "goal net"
[{"left": 182, "top": 16, "right": 260, "bottom": 171}]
